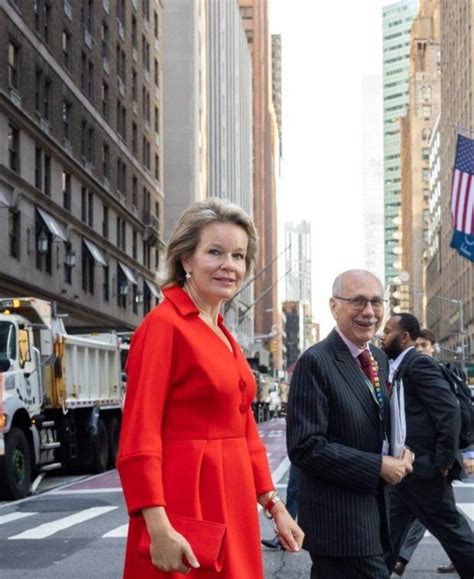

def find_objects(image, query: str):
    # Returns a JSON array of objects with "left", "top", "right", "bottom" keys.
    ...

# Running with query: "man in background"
[{"left": 382, "top": 315, "right": 474, "bottom": 579}]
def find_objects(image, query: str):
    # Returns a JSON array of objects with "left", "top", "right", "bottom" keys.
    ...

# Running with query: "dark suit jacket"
[
  {"left": 287, "top": 329, "right": 391, "bottom": 557},
  {"left": 395, "top": 349, "right": 462, "bottom": 480}
]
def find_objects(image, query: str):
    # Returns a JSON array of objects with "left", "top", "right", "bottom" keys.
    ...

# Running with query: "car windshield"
[{"left": 0, "top": 322, "right": 16, "bottom": 360}]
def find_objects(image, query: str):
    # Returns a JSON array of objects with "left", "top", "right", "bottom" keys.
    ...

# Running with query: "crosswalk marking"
[
  {"left": 458, "top": 503, "right": 474, "bottom": 520},
  {"left": 0, "top": 512, "right": 37, "bottom": 525},
  {"left": 8, "top": 506, "right": 118, "bottom": 540},
  {"left": 103, "top": 524, "right": 128, "bottom": 538}
]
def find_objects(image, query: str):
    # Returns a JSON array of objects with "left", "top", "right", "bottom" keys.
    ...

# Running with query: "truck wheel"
[
  {"left": 0, "top": 427, "right": 31, "bottom": 500},
  {"left": 106, "top": 416, "right": 120, "bottom": 468},
  {"left": 91, "top": 418, "right": 109, "bottom": 474}
]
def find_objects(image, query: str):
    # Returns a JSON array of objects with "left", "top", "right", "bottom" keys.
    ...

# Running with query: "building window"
[
  {"left": 132, "top": 122, "right": 137, "bottom": 157},
  {"left": 64, "top": 241, "right": 73, "bottom": 285},
  {"left": 154, "top": 106, "right": 160, "bottom": 135},
  {"left": 132, "top": 175, "right": 138, "bottom": 207},
  {"left": 81, "top": 53, "right": 94, "bottom": 99},
  {"left": 117, "top": 263, "right": 127, "bottom": 309},
  {"left": 35, "top": 146, "right": 42, "bottom": 188},
  {"left": 44, "top": 154, "right": 51, "bottom": 195},
  {"left": 63, "top": 99, "right": 71, "bottom": 142},
  {"left": 83, "top": 0, "right": 93, "bottom": 34},
  {"left": 62, "top": 170, "right": 71, "bottom": 210},
  {"left": 142, "top": 36, "right": 150, "bottom": 72},
  {"left": 35, "top": 216, "right": 52, "bottom": 274},
  {"left": 9, "top": 209, "right": 20, "bottom": 260},
  {"left": 62, "top": 29, "right": 71, "bottom": 69},
  {"left": 142, "top": 138, "right": 150, "bottom": 170},
  {"left": 43, "top": 76, "right": 51, "bottom": 121},
  {"left": 8, "top": 125, "right": 20, "bottom": 173},
  {"left": 101, "top": 81, "right": 109, "bottom": 120},
  {"left": 117, "top": 0, "right": 125, "bottom": 31},
  {"left": 142, "top": 87, "right": 150, "bottom": 123},
  {"left": 131, "top": 15, "right": 137, "bottom": 49},
  {"left": 81, "top": 119, "right": 94, "bottom": 163},
  {"left": 117, "top": 100, "right": 126, "bottom": 140},
  {"left": 116, "top": 44, "right": 126, "bottom": 82},
  {"left": 102, "top": 204, "right": 109, "bottom": 238},
  {"left": 143, "top": 240, "right": 151, "bottom": 269},
  {"left": 35, "top": 67, "right": 42, "bottom": 113},
  {"left": 102, "top": 142, "right": 110, "bottom": 180},
  {"left": 144, "top": 281, "right": 151, "bottom": 314},
  {"left": 81, "top": 187, "right": 87, "bottom": 222},
  {"left": 132, "top": 230, "right": 137, "bottom": 260},
  {"left": 143, "top": 0, "right": 149, "bottom": 22},
  {"left": 88, "top": 191, "right": 93, "bottom": 227},
  {"left": 154, "top": 11, "right": 159, "bottom": 39},
  {"left": 82, "top": 241, "right": 95, "bottom": 294},
  {"left": 154, "top": 58, "right": 159, "bottom": 88},
  {"left": 103, "top": 264, "right": 109, "bottom": 301},
  {"left": 8, "top": 41, "right": 20, "bottom": 90},
  {"left": 101, "top": 21, "right": 109, "bottom": 60},
  {"left": 34, "top": 1, "right": 51, "bottom": 44},
  {"left": 117, "top": 159, "right": 127, "bottom": 197},
  {"left": 132, "top": 69, "right": 137, "bottom": 103}
]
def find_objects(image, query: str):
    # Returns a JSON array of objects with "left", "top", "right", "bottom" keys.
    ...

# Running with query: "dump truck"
[{"left": 0, "top": 298, "right": 123, "bottom": 500}]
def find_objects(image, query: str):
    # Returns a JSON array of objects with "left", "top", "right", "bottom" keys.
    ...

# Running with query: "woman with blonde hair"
[{"left": 118, "top": 198, "right": 303, "bottom": 578}]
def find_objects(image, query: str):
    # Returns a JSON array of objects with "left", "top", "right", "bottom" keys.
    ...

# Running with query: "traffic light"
[{"left": 269, "top": 339, "right": 278, "bottom": 353}]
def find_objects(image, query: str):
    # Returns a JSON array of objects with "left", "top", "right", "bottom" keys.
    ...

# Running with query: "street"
[{"left": 0, "top": 418, "right": 472, "bottom": 578}]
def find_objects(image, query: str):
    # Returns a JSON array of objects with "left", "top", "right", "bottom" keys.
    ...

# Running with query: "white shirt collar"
[{"left": 389, "top": 346, "right": 415, "bottom": 382}]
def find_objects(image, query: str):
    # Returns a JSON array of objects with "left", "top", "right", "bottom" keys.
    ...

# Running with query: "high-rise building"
[
  {"left": 163, "top": 0, "right": 254, "bottom": 349},
  {"left": 361, "top": 75, "right": 384, "bottom": 282},
  {"left": 399, "top": 0, "right": 440, "bottom": 320},
  {"left": 0, "top": 0, "right": 164, "bottom": 331},
  {"left": 162, "top": 0, "right": 208, "bottom": 241},
  {"left": 425, "top": 1, "right": 474, "bottom": 366},
  {"left": 271, "top": 34, "right": 282, "bottom": 160},
  {"left": 239, "top": 0, "right": 281, "bottom": 369},
  {"left": 383, "top": 0, "right": 419, "bottom": 286},
  {"left": 285, "top": 221, "right": 312, "bottom": 304}
]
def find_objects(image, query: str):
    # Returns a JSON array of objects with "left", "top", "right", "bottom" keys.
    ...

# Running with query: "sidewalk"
[{"left": 258, "top": 418, "right": 473, "bottom": 578}]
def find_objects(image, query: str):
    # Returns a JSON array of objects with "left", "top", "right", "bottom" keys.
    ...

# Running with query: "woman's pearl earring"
[{"left": 185, "top": 271, "right": 191, "bottom": 280}]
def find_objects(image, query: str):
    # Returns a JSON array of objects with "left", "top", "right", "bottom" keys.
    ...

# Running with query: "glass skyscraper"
[{"left": 383, "top": 0, "right": 419, "bottom": 285}]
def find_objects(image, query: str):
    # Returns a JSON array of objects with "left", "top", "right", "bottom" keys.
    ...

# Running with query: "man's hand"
[
  {"left": 380, "top": 455, "right": 413, "bottom": 485},
  {"left": 463, "top": 458, "right": 474, "bottom": 475}
]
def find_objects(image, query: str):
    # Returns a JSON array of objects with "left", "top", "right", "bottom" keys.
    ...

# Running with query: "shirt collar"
[
  {"left": 389, "top": 346, "right": 414, "bottom": 382},
  {"left": 335, "top": 326, "right": 370, "bottom": 359},
  {"left": 162, "top": 285, "right": 224, "bottom": 323}
]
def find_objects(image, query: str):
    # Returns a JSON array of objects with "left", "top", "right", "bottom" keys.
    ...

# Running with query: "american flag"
[{"left": 451, "top": 134, "right": 474, "bottom": 235}]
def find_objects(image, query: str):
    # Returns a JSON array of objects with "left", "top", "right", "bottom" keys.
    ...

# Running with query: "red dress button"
[
  {"left": 239, "top": 403, "right": 247, "bottom": 413},
  {"left": 239, "top": 380, "right": 246, "bottom": 391}
]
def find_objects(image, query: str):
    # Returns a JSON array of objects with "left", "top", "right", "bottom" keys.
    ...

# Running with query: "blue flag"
[{"left": 450, "top": 230, "right": 474, "bottom": 262}]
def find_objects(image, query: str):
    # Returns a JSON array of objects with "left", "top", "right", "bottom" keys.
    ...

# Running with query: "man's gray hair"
[{"left": 332, "top": 269, "right": 383, "bottom": 296}]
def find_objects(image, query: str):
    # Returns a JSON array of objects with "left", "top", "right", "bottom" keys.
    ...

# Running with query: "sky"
[{"left": 270, "top": 0, "right": 396, "bottom": 335}]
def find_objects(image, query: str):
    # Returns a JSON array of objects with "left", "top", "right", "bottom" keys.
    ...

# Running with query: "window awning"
[
  {"left": 83, "top": 239, "right": 107, "bottom": 266},
  {"left": 118, "top": 262, "right": 138, "bottom": 285},
  {"left": 0, "top": 190, "right": 10, "bottom": 207},
  {"left": 145, "top": 279, "right": 161, "bottom": 299},
  {"left": 37, "top": 208, "right": 67, "bottom": 242}
]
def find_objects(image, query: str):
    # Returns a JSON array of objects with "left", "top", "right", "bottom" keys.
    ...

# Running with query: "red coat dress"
[{"left": 117, "top": 286, "right": 274, "bottom": 578}]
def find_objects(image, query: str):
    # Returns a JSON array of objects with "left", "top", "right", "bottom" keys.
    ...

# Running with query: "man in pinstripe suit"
[{"left": 287, "top": 270, "right": 413, "bottom": 579}]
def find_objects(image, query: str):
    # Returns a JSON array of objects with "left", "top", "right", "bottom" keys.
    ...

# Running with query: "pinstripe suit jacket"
[{"left": 287, "top": 329, "right": 391, "bottom": 557}]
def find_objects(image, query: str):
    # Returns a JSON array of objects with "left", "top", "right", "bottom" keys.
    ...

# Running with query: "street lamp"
[
  {"left": 37, "top": 230, "right": 49, "bottom": 254},
  {"left": 65, "top": 248, "right": 76, "bottom": 268}
]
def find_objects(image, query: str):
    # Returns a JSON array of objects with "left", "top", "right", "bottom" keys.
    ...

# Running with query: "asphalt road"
[{"left": 0, "top": 418, "right": 472, "bottom": 578}]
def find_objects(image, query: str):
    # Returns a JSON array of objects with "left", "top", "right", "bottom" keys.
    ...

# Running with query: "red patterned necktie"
[{"left": 358, "top": 350, "right": 373, "bottom": 384}]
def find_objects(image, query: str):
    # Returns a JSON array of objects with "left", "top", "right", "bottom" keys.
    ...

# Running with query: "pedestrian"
[
  {"left": 391, "top": 329, "right": 441, "bottom": 576},
  {"left": 261, "top": 463, "right": 301, "bottom": 550},
  {"left": 117, "top": 198, "right": 303, "bottom": 579},
  {"left": 287, "top": 269, "right": 413, "bottom": 579},
  {"left": 381, "top": 313, "right": 474, "bottom": 579}
]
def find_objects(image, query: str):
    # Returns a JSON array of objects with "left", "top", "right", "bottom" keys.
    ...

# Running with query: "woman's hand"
[
  {"left": 271, "top": 504, "right": 304, "bottom": 552},
  {"left": 143, "top": 507, "right": 200, "bottom": 574}
]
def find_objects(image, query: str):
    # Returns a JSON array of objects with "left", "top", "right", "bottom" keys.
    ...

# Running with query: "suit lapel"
[{"left": 328, "top": 331, "right": 381, "bottom": 428}]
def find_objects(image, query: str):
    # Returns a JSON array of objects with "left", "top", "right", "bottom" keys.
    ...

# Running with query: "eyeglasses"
[{"left": 333, "top": 296, "right": 387, "bottom": 312}]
